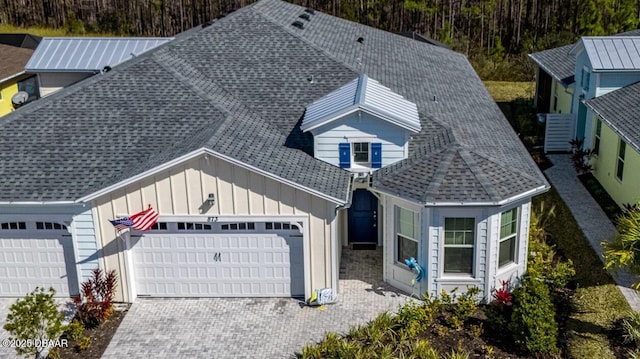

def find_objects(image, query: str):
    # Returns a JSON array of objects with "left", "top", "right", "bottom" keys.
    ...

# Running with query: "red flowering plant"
[{"left": 493, "top": 280, "right": 513, "bottom": 306}]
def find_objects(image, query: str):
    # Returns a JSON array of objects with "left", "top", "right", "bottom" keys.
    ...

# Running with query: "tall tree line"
[{"left": 0, "top": 0, "right": 637, "bottom": 78}]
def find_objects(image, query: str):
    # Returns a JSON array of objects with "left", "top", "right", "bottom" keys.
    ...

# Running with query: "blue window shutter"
[
  {"left": 371, "top": 143, "right": 382, "bottom": 168},
  {"left": 339, "top": 143, "right": 350, "bottom": 168}
]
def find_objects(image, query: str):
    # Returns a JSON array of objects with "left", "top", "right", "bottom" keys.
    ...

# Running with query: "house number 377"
[{"left": 213, "top": 253, "right": 222, "bottom": 262}]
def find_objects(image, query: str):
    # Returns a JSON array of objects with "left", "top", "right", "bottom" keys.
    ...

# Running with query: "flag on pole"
[{"left": 109, "top": 205, "right": 159, "bottom": 232}]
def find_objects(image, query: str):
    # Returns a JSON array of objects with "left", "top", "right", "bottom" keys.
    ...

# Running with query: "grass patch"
[
  {"left": 535, "top": 189, "right": 630, "bottom": 358},
  {"left": 484, "top": 81, "right": 534, "bottom": 102},
  {"left": 0, "top": 24, "right": 115, "bottom": 37}
]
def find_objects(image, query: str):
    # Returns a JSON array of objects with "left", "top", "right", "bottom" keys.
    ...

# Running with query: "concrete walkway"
[{"left": 545, "top": 154, "right": 640, "bottom": 311}]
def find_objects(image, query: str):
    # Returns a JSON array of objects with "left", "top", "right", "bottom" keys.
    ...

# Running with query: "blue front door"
[{"left": 348, "top": 189, "right": 378, "bottom": 243}]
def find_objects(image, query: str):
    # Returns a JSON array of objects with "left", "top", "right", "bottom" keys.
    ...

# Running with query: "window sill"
[
  {"left": 497, "top": 262, "right": 519, "bottom": 274},
  {"left": 436, "top": 276, "right": 480, "bottom": 283}
]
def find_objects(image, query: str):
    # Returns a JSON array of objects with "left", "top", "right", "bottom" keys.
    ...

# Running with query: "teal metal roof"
[{"left": 25, "top": 37, "right": 172, "bottom": 72}]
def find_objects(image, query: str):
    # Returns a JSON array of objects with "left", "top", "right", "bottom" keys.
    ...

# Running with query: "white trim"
[
  {"left": 302, "top": 216, "right": 311, "bottom": 300},
  {"left": 91, "top": 206, "right": 105, "bottom": 272},
  {"left": 123, "top": 232, "right": 137, "bottom": 302},
  {"left": 77, "top": 148, "right": 348, "bottom": 206},
  {"left": 330, "top": 207, "right": 339, "bottom": 294},
  {"left": 69, "top": 216, "right": 84, "bottom": 296},
  {"left": 150, "top": 214, "right": 308, "bottom": 223},
  {"left": 0, "top": 201, "right": 78, "bottom": 205},
  {"left": 375, "top": 185, "right": 549, "bottom": 207},
  {"left": 0, "top": 70, "right": 26, "bottom": 84}
]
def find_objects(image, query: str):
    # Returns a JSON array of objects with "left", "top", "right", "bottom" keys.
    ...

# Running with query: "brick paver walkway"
[
  {"left": 545, "top": 154, "right": 640, "bottom": 310},
  {"left": 102, "top": 248, "right": 412, "bottom": 358}
]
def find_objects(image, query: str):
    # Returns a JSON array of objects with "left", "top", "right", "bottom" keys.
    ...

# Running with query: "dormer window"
[
  {"left": 301, "top": 74, "right": 419, "bottom": 171},
  {"left": 353, "top": 142, "right": 369, "bottom": 163}
]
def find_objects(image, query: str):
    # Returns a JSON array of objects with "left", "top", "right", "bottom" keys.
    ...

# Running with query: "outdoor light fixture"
[{"left": 207, "top": 193, "right": 216, "bottom": 206}]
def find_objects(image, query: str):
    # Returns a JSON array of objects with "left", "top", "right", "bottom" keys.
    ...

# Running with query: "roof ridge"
[
  {"left": 458, "top": 149, "right": 500, "bottom": 201},
  {"left": 423, "top": 147, "right": 457, "bottom": 203},
  {"left": 467, "top": 149, "right": 543, "bottom": 184}
]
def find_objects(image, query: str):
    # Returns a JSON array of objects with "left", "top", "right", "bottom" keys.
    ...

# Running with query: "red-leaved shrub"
[{"left": 73, "top": 269, "right": 117, "bottom": 328}]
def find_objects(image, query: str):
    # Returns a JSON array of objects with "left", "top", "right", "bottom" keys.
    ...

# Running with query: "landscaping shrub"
[
  {"left": 73, "top": 268, "right": 117, "bottom": 328},
  {"left": 3, "top": 287, "right": 66, "bottom": 359},
  {"left": 622, "top": 311, "right": 640, "bottom": 348},
  {"left": 509, "top": 275, "right": 559, "bottom": 355},
  {"left": 65, "top": 319, "right": 92, "bottom": 351}
]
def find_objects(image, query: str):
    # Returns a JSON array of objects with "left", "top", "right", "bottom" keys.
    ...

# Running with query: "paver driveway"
[{"left": 103, "top": 248, "right": 413, "bottom": 358}]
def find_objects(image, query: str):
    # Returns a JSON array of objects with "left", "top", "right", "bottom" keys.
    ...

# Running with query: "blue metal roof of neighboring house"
[
  {"left": 585, "top": 81, "right": 640, "bottom": 153},
  {"left": 25, "top": 37, "right": 173, "bottom": 72},
  {"left": 577, "top": 36, "right": 640, "bottom": 71},
  {"left": 301, "top": 74, "right": 421, "bottom": 133}
]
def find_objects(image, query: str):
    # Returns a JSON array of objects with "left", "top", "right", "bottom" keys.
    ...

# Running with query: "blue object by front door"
[{"left": 348, "top": 189, "right": 378, "bottom": 243}]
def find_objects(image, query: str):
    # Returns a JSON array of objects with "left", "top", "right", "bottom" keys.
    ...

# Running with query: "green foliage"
[
  {"left": 410, "top": 340, "right": 439, "bottom": 359},
  {"left": 65, "top": 319, "right": 92, "bottom": 352},
  {"left": 604, "top": 202, "right": 640, "bottom": 289},
  {"left": 443, "top": 349, "right": 470, "bottom": 359},
  {"left": 3, "top": 287, "right": 66, "bottom": 359},
  {"left": 66, "top": 12, "right": 86, "bottom": 35},
  {"left": 73, "top": 268, "right": 118, "bottom": 328},
  {"left": 622, "top": 311, "right": 640, "bottom": 347},
  {"left": 509, "top": 276, "right": 559, "bottom": 355},
  {"left": 528, "top": 202, "right": 576, "bottom": 290}
]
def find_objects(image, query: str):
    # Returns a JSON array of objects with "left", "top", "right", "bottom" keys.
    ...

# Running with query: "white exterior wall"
[
  {"left": 38, "top": 72, "right": 93, "bottom": 97},
  {"left": 312, "top": 111, "right": 408, "bottom": 168},
  {"left": 92, "top": 154, "right": 339, "bottom": 302},
  {"left": 380, "top": 198, "right": 531, "bottom": 302}
]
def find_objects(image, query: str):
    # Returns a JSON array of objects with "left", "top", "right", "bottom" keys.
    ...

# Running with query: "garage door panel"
[
  {"left": 0, "top": 235, "right": 75, "bottom": 297},
  {"left": 133, "top": 230, "right": 304, "bottom": 297}
]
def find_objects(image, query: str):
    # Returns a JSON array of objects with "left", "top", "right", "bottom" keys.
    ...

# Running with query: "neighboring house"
[
  {"left": 0, "top": 34, "right": 42, "bottom": 116},
  {"left": 531, "top": 32, "right": 640, "bottom": 206},
  {"left": 0, "top": 0, "right": 548, "bottom": 303},
  {"left": 25, "top": 37, "right": 172, "bottom": 97}
]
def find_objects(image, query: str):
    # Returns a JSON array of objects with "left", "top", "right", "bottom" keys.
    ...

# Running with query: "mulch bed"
[{"left": 55, "top": 304, "right": 130, "bottom": 359}]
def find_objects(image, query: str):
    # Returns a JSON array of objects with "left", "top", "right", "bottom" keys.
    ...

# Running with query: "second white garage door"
[{"left": 132, "top": 221, "right": 304, "bottom": 297}]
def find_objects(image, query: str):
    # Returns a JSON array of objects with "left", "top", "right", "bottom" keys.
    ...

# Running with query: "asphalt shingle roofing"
[
  {"left": 585, "top": 81, "right": 640, "bottom": 153},
  {"left": 0, "top": 0, "right": 547, "bottom": 204},
  {"left": 529, "top": 44, "right": 576, "bottom": 86}
]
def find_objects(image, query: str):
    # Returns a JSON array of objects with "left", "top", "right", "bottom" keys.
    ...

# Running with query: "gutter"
[
  {"left": 0, "top": 201, "right": 81, "bottom": 205},
  {"left": 0, "top": 71, "right": 26, "bottom": 85}
]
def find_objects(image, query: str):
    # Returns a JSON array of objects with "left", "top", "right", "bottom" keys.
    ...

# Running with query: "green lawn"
[
  {"left": 484, "top": 81, "right": 534, "bottom": 102},
  {"left": 534, "top": 189, "right": 630, "bottom": 358}
]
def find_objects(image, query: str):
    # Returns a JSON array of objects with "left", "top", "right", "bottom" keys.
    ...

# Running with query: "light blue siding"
[
  {"left": 597, "top": 72, "right": 640, "bottom": 96},
  {"left": 72, "top": 208, "right": 100, "bottom": 282},
  {"left": 312, "top": 111, "right": 408, "bottom": 168}
]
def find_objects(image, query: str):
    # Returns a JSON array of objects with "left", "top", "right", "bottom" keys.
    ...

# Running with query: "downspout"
[{"left": 332, "top": 173, "right": 355, "bottom": 294}]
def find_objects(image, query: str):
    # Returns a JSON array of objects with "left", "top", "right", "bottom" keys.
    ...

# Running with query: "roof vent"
[
  {"left": 299, "top": 13, "right": 311, "bottom": 21},
  {"left": 292, "top": 21, "right": 305, "bottom": 29},
  {"left": 308, "top": 75, "right": 315, "bottom": 83},
  {"left": 305, "top": 7, "right": 315, "bottom": 14},
  {"left": 357, "top": 37, "right": 364, "bottom": 43},
  {"left": 102, "top": 66, "right": 112, "bottom": 73},
  {"left": 202, "top": 20, "right": 216, "bottom": 28},
  {"left": 11, "top": 91, "right": 29, "bottom": 108}
]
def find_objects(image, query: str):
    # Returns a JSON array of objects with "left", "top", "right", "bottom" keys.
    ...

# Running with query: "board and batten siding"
[
  {"left": 312, "top": 112, "right": 408, "bottom": 168},
  {"left": 93, "top": 154, "right": 338, "bottom": 302},
  {"left": 37, "top": 72, "right": 92, "bottom": 97}
]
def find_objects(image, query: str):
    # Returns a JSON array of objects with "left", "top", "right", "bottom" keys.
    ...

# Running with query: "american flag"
[{"left": 109, "top": 205, "right": 159, "bottom": 232}]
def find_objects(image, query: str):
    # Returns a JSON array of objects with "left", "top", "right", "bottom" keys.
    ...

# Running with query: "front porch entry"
[{"left": 348, "top": 189, "right": 378, "bottom": 244}]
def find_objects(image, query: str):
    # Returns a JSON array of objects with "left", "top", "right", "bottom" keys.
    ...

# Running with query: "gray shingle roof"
[
  {"left": 585, "top": 81, "right": 640, "bottom": 153},
  {"left": 529, "top": 44, "right": 576, "bottom": 86},
  {"left": 0, "top": 0, "right": 547, "bottom": 205}
]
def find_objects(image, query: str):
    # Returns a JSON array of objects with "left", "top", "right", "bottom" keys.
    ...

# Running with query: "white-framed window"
[
  {"left": 265, "top": 222, "right": 295, "bottom": 230},
  {"left": 617, "top": 139, "right": 626, "bottom": 181},
  {"left": 395, "top": 206, "right": 418, "bottom": 264},
  {"left": 221, "top": 222, "right": 255, "bottom": 231},
  {"left": 0, "top": 222, "right": 26, "bottom": 230},
  {"left": 149, "top": 222, "right": 168, "bottom": 231},
  {"left": 444, "top": 217, "right": 475, "bottom": 274},
  {"left": 177, "top": 222, "right": 212, "bottom": 231},
  {"left": 353, "top": 142, "right": 369, "bottom": 163},
  {"left": 499, "top": 208, "right": 518, "bottom": 267},
  {"left": 594, "top": 118, "right": 602, "bottom": 156},
  {"left": 36, "top": 222, "right": 67, "bottom": 230},
  {"left": 581, "top": 67, "right": 590, "bottom": 92}
]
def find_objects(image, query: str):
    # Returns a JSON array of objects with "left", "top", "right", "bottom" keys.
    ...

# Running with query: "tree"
[
  {"left": 603, "top": 202, "right": 640, "bottom": 289},
  {"left": 3, "top": 287, "right": 66, "bottom": 359}
]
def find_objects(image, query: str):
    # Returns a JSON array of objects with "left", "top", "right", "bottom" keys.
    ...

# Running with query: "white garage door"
[
  {"left": 132, "top": 221, "right": 304, "bottom": 297},
  {"left": 0, "top": 221, "right": 74, "bottom": 297}
]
